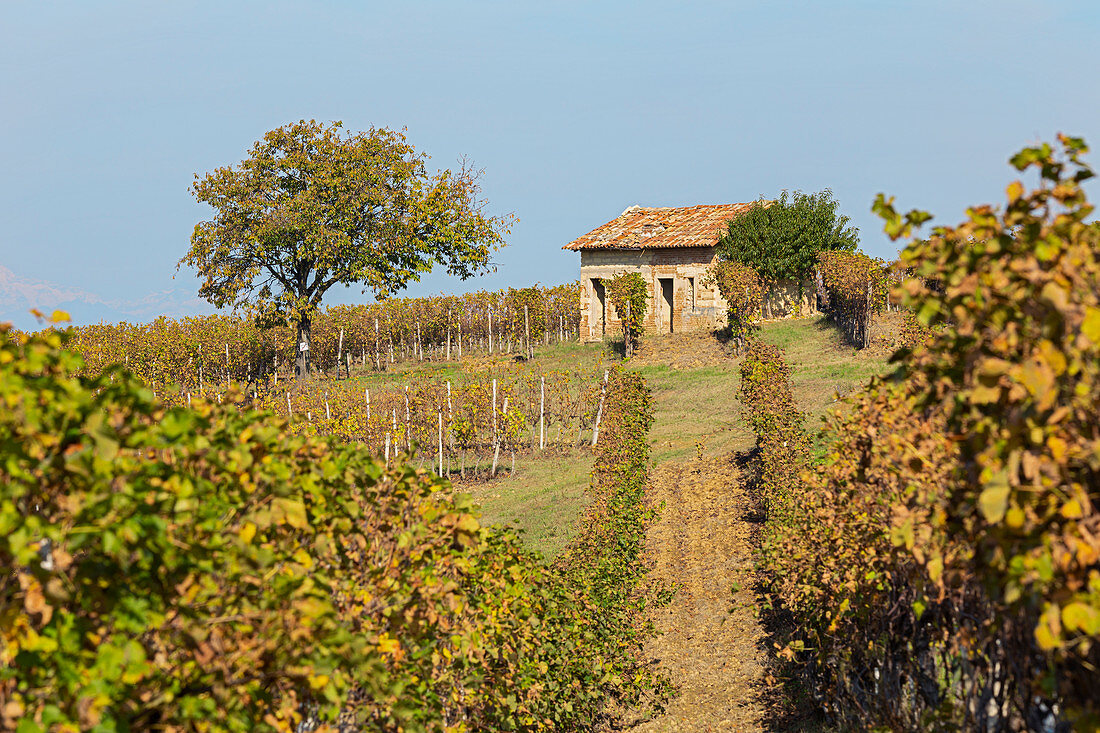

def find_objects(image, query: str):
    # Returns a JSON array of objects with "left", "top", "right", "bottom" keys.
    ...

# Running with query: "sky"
[{"left": 2, "top": 1, "right": 1099, "bottom": 329}]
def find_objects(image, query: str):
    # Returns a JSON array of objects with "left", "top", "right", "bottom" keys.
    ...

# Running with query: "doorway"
[
  {"left": 591, "top": 278, "right": 607, "bottom": 337},
  {"left": 659, "top": 278, "right": 674, "bottom": 333}
]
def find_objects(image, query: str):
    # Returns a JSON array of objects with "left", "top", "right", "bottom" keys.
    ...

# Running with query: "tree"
[
  {"left": 180, "top": 120, "right": 511, "bottom": 377},
  {"left": 717, "top": 189, "right": 859, "bottom": 292}
]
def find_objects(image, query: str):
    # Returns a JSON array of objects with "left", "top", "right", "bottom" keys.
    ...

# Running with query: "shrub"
[
  {"left": 556, "top": 368, "right": 672, "bottom": 713},
  {"left": 603, "top": 273, "right": 647, "bottom": 358},
  {"left": 756, "top": 135, "right": 1100, "bottom": 730},
  {"left": 0, "top": 320, "right": 381, "bottom": 730},
  {"left": 815, "top": 250, "right": 888, "bottom": 348},
  {"left": 704, "top": 261, "right": 764, "bottom": 352},
  {"left": 0, "top": 322, "right": 667, "bottom": 731},
  {"left": 718, "top": 189, "right": 859, "bottom": 286}
]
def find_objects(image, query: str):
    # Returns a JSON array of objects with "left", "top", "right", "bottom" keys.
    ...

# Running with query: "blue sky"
[{"left": 2, "top": 1, "right": 1098, "bottom": 328}]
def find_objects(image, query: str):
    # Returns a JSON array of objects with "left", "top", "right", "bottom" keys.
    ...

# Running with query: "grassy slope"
[
  {"left": 633, "top": 314, "right": 901, "bottom": 464},
  {"left": 457, "top": 449, "right": 594, "bottom": 559},
  {"left": 759, "top": 313, "right": 901, "bottom": 429},
  {"left": 388, "top": 316, "right": 900, "bottom": 560},
  {"left": 635, "top": 361, "right": 751, "bottom": 463}
]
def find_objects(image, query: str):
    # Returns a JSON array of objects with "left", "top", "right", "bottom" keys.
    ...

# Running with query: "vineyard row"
[
  {"left": 159, "top": 362, "right": 611, "bottom": 480},
  {"left": 65, "top": 283, "right": 582, "bottom": 391}
]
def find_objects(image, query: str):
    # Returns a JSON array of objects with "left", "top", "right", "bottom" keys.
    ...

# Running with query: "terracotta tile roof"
[{"left": 562, "top": 203, "right": 759, "bottom": 251}]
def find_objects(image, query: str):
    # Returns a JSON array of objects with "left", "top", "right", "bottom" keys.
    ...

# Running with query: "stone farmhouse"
[{"left": 563, "top": 203, "right": 756, "bottom": 341}]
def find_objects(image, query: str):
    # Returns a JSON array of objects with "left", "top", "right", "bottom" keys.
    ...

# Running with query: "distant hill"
[{"left": 0, "top": 263, "right": 214, "bottom": 329}]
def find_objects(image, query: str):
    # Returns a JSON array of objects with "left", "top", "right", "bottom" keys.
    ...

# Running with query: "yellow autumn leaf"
[
  {"left": 926, "top": 554, "right": 944, "bottom": 584},
  {"left": 1048, "top": 435, "right": 1067, "bottom": 461},
  {"left": 1016, "top": 359, "right": 1055, "bottom": 403},
  {"left": 292, "top": 549, "right": 314, "bottom": 568},
  {"left": 1036, "top": 606, "right": 1062, "bottom": 650},
  {"left": 377, "top": 633, "right": 400, "bottom": 655},
  {"left": 272, "top": 497, "right": 309, "bottom": 529},
  {"left": 1061, "top": 602, "right": 1100, "bottom": 635},
  {"left": 1034, "top": 622, "right": 1059, "bottom": 650},
  {"left": 455, "top": 514, "right": 480, "bottom": 534},
  {"left": 1061, "top": 498, "right": 1084, "bottom": 519},
  {"left": 1083, "top": 307, "right": 1100, "bottom": 344},
  {"left": 238, "top": 522, "right": 257, "bottom": 545}
]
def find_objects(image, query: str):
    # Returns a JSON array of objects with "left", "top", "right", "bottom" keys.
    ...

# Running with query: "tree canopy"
[
  {"left": 180, "top": 119, "right": 511, "bottom": 375},
  {"left": 717, "top": 189, "right": 858, "bottom": 283}
]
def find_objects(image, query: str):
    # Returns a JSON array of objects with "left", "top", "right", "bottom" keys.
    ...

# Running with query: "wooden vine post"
[
  {"left": 491, "top": 378, "right": 498, "bottom": 476},
  {"left": 336, "top": 327, "right": 344, "bottom": 376},
  {"left": 446, "top": 381, "right": 454, "bottom": 449},
  {"left": 591, "top": 369, "right": 609, "bottom": 447},
  {"left": 492, "top": 396, "right": 508, "bottom": 478},
  {"left": 524, "top": 304, "right": 531, "bottom": 359},
  {"left": 404, "top": 385, "right": 411, "bottom": 451},
  {"left": 625, "top": 299, "right": 633, "bottom": 359},
  {"left": 539, "top": 375, "right": 545, "bottom": 450},
  {"left": 437, "top": 410, "right": 444, "bottom": 475}
]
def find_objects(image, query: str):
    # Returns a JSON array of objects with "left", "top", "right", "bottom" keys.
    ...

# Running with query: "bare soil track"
[{"left": 628, "top": 454, "right": 768, "bottom": 733}]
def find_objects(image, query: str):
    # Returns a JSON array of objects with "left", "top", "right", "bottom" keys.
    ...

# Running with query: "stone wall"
[
  {"left": 578, "top": 247, "right": 727, "bottom": 340},
  {"left": 762, "top": 277, "right": 816, "bottom": 319},
  {"left": 577, "top": 250, "right": 819, "bottom": 341}
]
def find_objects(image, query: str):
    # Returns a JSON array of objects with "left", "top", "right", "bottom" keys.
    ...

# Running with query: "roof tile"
[{"left": 562, "top": 203, "right": 758, "bottom": 251}]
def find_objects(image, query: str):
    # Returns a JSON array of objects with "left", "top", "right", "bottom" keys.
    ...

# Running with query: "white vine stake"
[
  {"left": 540, "top": 376, "right": 545, "bottom": 450},
  {"left": 591, "top": 369, "right": 609, "bottom": 447}
]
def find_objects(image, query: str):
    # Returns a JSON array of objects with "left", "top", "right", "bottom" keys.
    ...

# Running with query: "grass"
[
  {"left": 456, "top": 448, "right": 594, "bottom": 559},
  {"left": 634, "top": 361, "right": 753, "bottom": 463},
  {"left": 337, "top": 338, "right": 617, "bottom": 391},
  {"left": 759, "top": 314, "right": 899, "bottom": 425},
  {"left": 629, "top": 314, "right": 900, "bottom": 465}
]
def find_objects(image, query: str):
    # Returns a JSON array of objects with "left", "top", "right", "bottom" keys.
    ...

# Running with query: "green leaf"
[
  {"left": 978, "top": 470, "right": 1010, "bottom": 523},
  {"left": 1062, "top": 602, "right": 1100, "bottom": 635},
  {"left": 272, "top": 497, "right": 309, "bottom": 529}
]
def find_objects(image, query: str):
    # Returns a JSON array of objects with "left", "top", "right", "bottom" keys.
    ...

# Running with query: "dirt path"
[{"left": 629, "top": 454, "right": 768, "bottom": 732}]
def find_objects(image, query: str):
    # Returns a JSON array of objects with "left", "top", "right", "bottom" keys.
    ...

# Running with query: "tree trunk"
[{"left": 295, "top": 314, "right": 311, "bottom": 379}]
